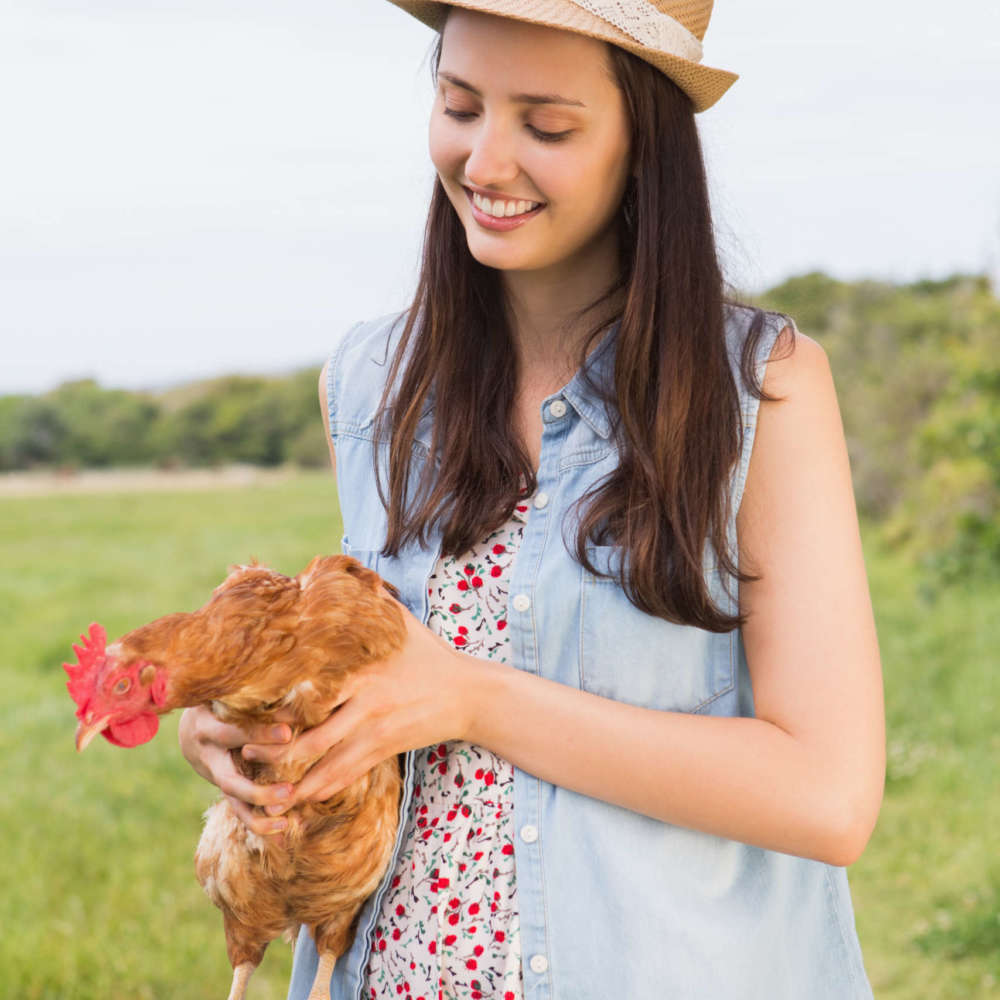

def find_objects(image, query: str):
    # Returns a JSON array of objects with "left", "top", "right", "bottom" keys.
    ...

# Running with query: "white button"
[
  {"left": 512, "top": 593, "right": 531, "bottom": 612},
  {"left": 548, "top": 399, "right": 567, "bottom": 418},
  {"left": 533, "top": 491, "right": 549, "bottom": 509},
  {"left": 529, "top": 954, "right": 549, "bottom": 974},
  {"left": 520, "top": 824, "right": 538, "bottom": 843}
]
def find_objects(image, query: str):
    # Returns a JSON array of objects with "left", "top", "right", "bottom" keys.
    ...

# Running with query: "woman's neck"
[{"left": 501, "top": 228, "right": 625, "bottom": 378}]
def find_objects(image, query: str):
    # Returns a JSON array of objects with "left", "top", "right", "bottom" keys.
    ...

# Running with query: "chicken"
[{"left": 64, "top": 554, "right": 407, "bottom": 1000}]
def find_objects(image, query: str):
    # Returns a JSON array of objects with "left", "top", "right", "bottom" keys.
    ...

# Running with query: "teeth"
[{"left": 471, "top": 190, "right": 540, "bottom": 218}]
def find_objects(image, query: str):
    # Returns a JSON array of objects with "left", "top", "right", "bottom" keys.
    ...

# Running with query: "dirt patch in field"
[{"left": 0, "top": 465, "right": 298, "bottom": 497}]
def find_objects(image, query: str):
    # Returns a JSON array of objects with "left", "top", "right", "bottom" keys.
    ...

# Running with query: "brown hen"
[{"left": 64, "top": 554, "right": 407, "bottom": 1000}]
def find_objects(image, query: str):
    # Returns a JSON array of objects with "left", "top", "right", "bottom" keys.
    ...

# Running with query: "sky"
[{"left": 3, "top": 0, "right": 998, "bottom": 395}]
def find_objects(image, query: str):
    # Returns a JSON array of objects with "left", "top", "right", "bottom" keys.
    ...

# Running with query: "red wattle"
[{"left": 104, "top": 713, "right": 160, "bottom": 748}]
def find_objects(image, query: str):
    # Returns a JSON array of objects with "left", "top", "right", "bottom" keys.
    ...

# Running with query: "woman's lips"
[{"left": 463, "top": 186, "right": 545, "bottom": 232}]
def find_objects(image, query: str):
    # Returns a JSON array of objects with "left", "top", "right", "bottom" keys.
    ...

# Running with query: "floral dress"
[{"left": 362, "top": 487, "right": 534, "bottom": 1000}]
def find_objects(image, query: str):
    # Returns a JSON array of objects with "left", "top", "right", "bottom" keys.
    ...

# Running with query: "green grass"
[{"left": 1, "top": 472, "right": 996, "bottom": 998}]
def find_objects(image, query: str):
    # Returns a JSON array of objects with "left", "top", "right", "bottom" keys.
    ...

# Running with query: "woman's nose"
[{"left": 463, "top": 116, "right": 519, "bottom": 189}]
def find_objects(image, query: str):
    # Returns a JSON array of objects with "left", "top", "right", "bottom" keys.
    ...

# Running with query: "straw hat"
[{"left": 384, "top": 0, "right": 737, "bottom": 112}]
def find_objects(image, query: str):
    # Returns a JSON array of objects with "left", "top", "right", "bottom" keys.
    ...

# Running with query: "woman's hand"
[
  {"left": 240, "top": 602, "right": 477, "bottom": 815},
  {"left": 177, "top": 703, "right": 295, "bottom": 837}
]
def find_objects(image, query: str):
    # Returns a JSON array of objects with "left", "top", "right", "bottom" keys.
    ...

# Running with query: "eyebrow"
[{"left": 438, "top": 71, "right": 586, "bottom": 107}]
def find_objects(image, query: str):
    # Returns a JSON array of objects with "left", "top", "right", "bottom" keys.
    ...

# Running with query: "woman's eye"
[
  {"left": 528, "top": 125, "right": 572, "bottom": 144},
  {"left": 443, "top": 107, "right": 571, "bottom": 144}
]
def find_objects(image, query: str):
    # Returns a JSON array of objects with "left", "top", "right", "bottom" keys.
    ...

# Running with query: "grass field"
[{"left": 0, "top": 471, "right": 996, "bottom": 999}]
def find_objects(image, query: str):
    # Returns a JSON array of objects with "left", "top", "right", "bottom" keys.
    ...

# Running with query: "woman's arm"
[
  {"left": 465, "top": 327, "right": 885, "bottom": 866},
  {"left": 251, "top": 327, "right": 884, "bottom": 866}
]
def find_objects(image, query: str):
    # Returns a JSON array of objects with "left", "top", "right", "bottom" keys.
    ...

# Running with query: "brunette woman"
[{"left": 180, "top": 4, "right": 884, "bottom": 998}]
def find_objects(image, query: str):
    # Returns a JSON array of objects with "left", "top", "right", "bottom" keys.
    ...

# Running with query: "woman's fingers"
[
  {"left": 223, "top": 794, "right": 289, "bottom": 838},
  {"left": 212, "top": 754, "right": 293, "bottom": 810},
  {"left": 243, "top": 698, "right": 356, "bottom": 766}
]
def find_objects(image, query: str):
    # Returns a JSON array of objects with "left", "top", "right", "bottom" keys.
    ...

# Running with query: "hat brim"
[{"left": 384, "top": 0, "right": 738, "bottom": 112}]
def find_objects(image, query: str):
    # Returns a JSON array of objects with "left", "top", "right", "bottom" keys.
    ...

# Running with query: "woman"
[{"left": 180, "top": 3, "right": 885, "bottom": 998}]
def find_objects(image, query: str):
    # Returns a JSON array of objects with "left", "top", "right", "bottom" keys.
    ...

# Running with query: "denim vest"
[{"left": 287, "top": 306, "right": 875, "bottom": 1000}]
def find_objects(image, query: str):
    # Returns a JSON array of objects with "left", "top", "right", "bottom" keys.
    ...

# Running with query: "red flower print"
[
  {"left": 497, "top": 620, "right": 507, "bottom": 630},
  {"left": 443, "top": 832, "right": 452, "bottom": 842},
  {"left": 464, "top": 564, "right": 474, "bottom": 575},
  {"left": 449, "top": 602, "right": 461, "bottom": 613},
  {"left": 473, "top": 945, "right": 484, "bottom": 956},
  {"left": 444, "top": 934, "right": 457, "bottom": 946},
  {"left": 457, "top": 626, "right": 467, "bottom": 635},
  {"left": 453, "top": 636, "right": 466, "bottom": 647},
  {"left": 392, "top": 927, "right": 401, "bottom": 940},
  {"left": 449, "top": 897, "right": 460, "bottom": 909},
  {"left": 448, "top": 913, "right": 459, "bottom": 925},
  {"left": 395, "top": 904, "right": 405, "bottom": 916},
  {"left": 378, "top": 939, "right": 387, "bottom": 951},
  {"left": 437, "top": 876, "right": 449, "bottom": 888},
  {"left": 457, "top": 580, "right": 469, "bottom": 591},
  {"left": 472, "top": 576, "right": 483, "bottom": 588},
  {"left": 491, "top": 566, "right": 502, "bottom": 577},
  {"left": 458, "top": 862, "right": 466, "bottom": 872},
  {"left": 502, "top": 843, "right": 514, "bottom": 855},
  {"left": 454, "top": 774, "right": 464, "bottom": 787},
  {"left": 428, "top": 940, "right": 437, "bottom": 954},
  {"left": 391, "top": 875, "right": 401, "bottom": 888},
  {"left": 506, "top": 993, "right": 516, "bottom": 1000},
  {"left": 484, "top": 772, "right": 495, "bottom": 786},
  {"left": 438, "top": 761, "right": 447, "bottom": 774},
  {"left": 475, "top": 768, "right": 484, "bottom": 779},
  {"left": 437, "top": 743, "right": 447, "bottom": 756},
  {"left": 469, "top": 903, "right": 480, "bottom": 915},
  {"left": 447, "top": 809, "right": 457, "bottom": 821},
  {"left": 466, "top": 958, "right": 477, "bottom": 970},
  {"left": 461, "top": 804, "right": 471, "bottom": 817},
  {"left": 473, "top": 851, "right": 483, "bottom": 861},
  {"left": 493, "top": 543, "right": 506, "bottom": 554},
  {"left": 495, "top": 930, "right": 505, "bottom": 942}
]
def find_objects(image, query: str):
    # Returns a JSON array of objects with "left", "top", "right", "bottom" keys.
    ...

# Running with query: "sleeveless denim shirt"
[{"left": 287, "top": 305, "right": 875, "bottom": 1000}]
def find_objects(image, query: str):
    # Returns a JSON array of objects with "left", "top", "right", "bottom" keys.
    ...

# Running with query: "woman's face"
[{"left": 429, "top": 9, "right": 632, "bottom": 278}]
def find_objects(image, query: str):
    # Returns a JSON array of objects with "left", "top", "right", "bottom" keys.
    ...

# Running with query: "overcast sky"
[{"left": 3, "top": 0, "right": 998, "bottom": 394}]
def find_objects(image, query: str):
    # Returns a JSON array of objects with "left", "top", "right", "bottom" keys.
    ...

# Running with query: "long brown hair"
[{"left": 370, "top": 25, "right": 791, "bottom": 632}]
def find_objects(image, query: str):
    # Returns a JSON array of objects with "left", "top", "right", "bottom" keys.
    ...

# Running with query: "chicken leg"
[
  {"left": 226, "top": 961, "right": 257, "bottom": 1000},
  {"left": 306, "top": 952, "right": 337, "bottom": 1000}
]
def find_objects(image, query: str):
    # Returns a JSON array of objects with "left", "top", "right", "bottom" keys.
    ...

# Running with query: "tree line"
[{"left": 3, "top": 271, "right": 997, "bottom": 579}]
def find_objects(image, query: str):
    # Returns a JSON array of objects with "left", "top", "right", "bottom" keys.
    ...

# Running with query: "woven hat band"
[{"left": 566, "top": 0, "right": 703, "bottom": 62}]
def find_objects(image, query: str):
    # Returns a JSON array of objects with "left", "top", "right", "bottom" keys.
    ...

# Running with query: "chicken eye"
[{"left": 112, "top": 677, "right": 132, "bottom": 696}]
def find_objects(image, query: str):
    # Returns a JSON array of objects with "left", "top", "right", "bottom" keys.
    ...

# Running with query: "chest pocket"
[{"left": 578, "top": 544, "right": 735, "bottom": 714}]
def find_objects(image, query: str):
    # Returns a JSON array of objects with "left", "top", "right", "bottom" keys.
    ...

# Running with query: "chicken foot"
[
  {"left": 225, "top": 961, "right": 257, "bottom": 1000},
  {"left": 306, "top": 952, "right": 337, "bottom": 1000}
]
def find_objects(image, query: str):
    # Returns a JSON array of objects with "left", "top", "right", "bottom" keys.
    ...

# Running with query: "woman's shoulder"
[
  {"left": 323, "top": 308, "right": 415, "bottom": 431},
  {"left": 329, "top": 308, "right": 413, "bottom": 372}
]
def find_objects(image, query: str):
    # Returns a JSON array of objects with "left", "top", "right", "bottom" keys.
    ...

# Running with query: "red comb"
[{"left": 64, "top": 622, "right": 107, "bottom": 711}]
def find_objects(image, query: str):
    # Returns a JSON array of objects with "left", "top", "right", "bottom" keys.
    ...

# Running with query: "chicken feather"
[{"left": 64, "top": 554, "right": 407, "bottom": 1000}]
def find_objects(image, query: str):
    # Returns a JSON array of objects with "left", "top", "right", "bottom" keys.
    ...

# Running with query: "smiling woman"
[
  {"left": 177, "top": 4, "right": 884, "bottom": 1000},
  {"left": 430, "top": 13, "right": 632, "bottom": 277}
]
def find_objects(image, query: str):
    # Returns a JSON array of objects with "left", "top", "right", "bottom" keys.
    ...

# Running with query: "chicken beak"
[{"left": 75, "top": 715, "right": 111, "bottom": 752}]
